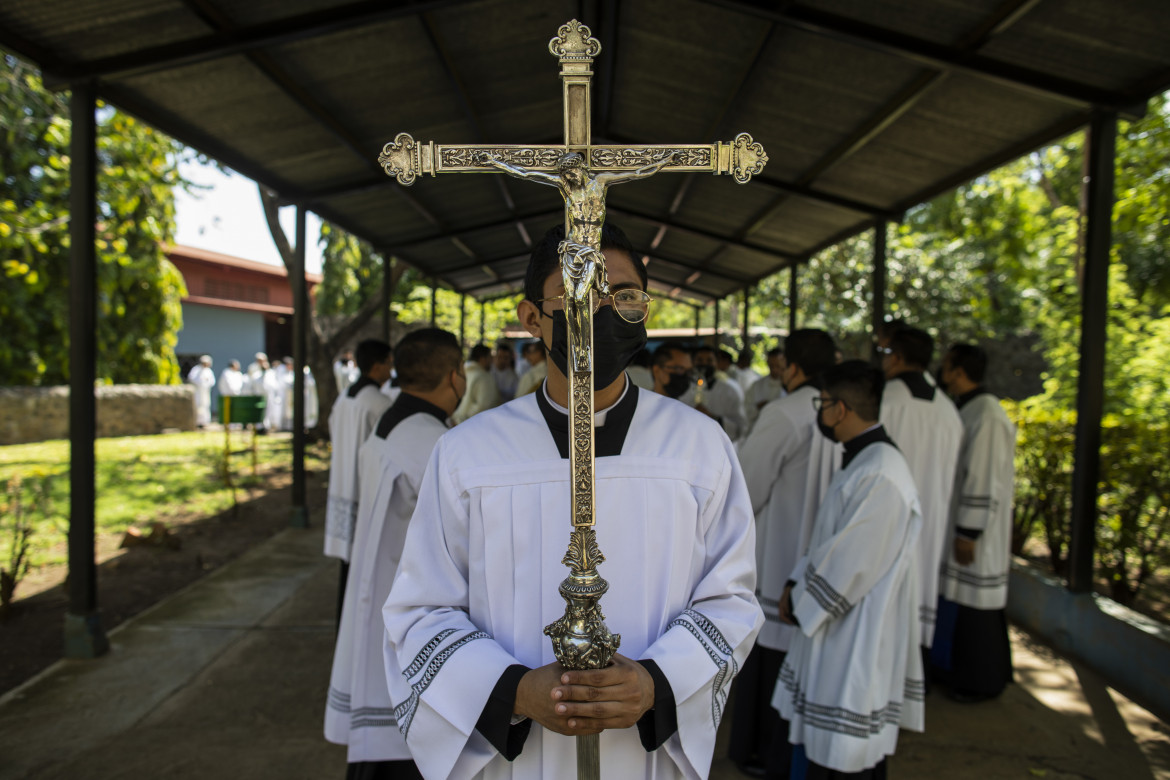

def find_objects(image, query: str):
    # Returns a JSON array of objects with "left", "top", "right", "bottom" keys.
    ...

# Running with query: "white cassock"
[
  {"left": 773, "top": 429, "right": 925, "bottom": 773},
  {"left": 303, "top": 367, "right": 320, "bottom": 429},
  {"left": 188, "top": 364, "right": 216, "bottom": 426},
  {"left": 514, "top": 361, "right": 547, "bottom": 397},
  {"left": 217, "top": 368, "right": 245, "bottom": 398},
  {"left": 743, "top": 376, "right": 786, "bottom": 436},
  {"left": 325, "top": 379, "right": 393, "bottom": 561},
  {"left": 451, "top": 362, "right": 500, "bottom": 424},
  {"left": 941, "top": 392, "right": 1016, "bottom": 610},
  {"left": 280, "top": 367, "right": 296, "bottom": 431},
  {"left": 384, "top": 384, "right": 763, "bottom": 780},
  {"left": 326, "top": 394, "right": 450, "bottom": 762},
  {"left": 880, "top": 372, "right": 962, "bottom": 647},
  {"left": 682, "top": 374, "right": 747, "bottom": 442},
  {"left": 335, "top": 360, "right": 359, "bottom": 393},
  {"left": 259, "top": 369, "right": 284, "bottom": 431},
  {"left": 737, "top": 384, "right": 839, "bottom": 654},
  {"left": 731, "top": 366, "right": 761, "bottom": 395}
]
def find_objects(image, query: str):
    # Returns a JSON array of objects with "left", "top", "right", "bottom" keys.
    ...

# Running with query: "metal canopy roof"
[{"left": 4, "top": 0, "right": 1169, "bottom": 304}]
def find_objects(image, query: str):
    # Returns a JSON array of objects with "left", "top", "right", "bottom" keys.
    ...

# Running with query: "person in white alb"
[
  {"left": 383, "top": 224, "right": 762, "bottom": 780},
  {"left": 744, "top": 346, "right": 788, "bottom": 436},
  {"left": 325, "top": 339, "right": 394, "bottom": 620},
  {"left": 931, "top": 343, "right": 1015, "bottom": 702},
  {"left": 514, "top": 341, "right": 548, "bottom": 398},
  {"left": 772, "top": 360, "right": 924, "bottom": 779},
  {"left": 451, "top": 344, "right": 501, "bottom": 424},
  {"left": 878, "top": 325, "right": 962, "bottom": 680},
  {"left": 217, "top": 359, "right": 246, "bottom": 399},
  {"left": 685, "top": 345, "right": 747, "bottom": 441},
  {"left": 187, "top": 355, "right": 216, "bottom": 427},
  {"left": 728, "top": 329, "right": 840, "bottom": 776},
  {"left": 326, "top": 328, "right": 465, "bottom": 780}
]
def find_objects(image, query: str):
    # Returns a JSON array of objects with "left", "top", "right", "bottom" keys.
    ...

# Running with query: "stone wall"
[{"left": 0, "top": 385, "right": 196, "bottom": 445}]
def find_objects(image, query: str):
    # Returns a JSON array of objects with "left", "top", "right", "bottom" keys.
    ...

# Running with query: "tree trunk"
[{"left": 258, "top": 187, "right": 407, "bottom": 439}]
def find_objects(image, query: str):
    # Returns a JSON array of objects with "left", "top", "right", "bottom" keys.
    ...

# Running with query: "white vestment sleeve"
[
  {"left": 640, "top": 434, "right": 763, "bottom": 779},
  {"left": 383, "top": 441, "right": 522, "bottom": 780},
  {"left": 738, "top": 408, "right": 799, "bottom": 515},
  {"left": 792, "top": 470, "right": 914, "bottom": 637}
]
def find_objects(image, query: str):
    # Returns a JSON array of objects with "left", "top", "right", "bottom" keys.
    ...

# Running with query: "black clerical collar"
[
  {"left": 956, "top": 386, "right": 993, "bottom": 409},
  {"left": 535, "top": 378, "right": 639, "bottom": 459},
  {"left": 346, "top": 376, "right": 379, "bottom": 398},
  {"left": 842, "top": 424, "right": 896, "bottom": 469},
  {"left": 892, "top": 370, "right": 936, "bottom": 401},
  {"left": 374, "top": 392, "right": 449, "bottom": 439}
]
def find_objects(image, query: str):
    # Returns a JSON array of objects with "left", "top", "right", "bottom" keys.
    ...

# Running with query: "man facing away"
[
  {"left": 772, "top": 360, "right": 925, "bottom": 779},
  {"left": 744, "top": 347, "right": 788, "bottom": 436},
  {"left": 383, "top": 223, "right": 762, "bottom": 779},
  {"left": 931, "top": 343, "right": 1016, "bottom": 701},
  {"left": 729, "top": 329, "right": 840, "bottom": 776},
  {"left": 326, "top": 328, "right": 466, "bottom": 780},
  {"left": 217, "top": 359, "right": 245, "bottom": 398},
  {"left": 492, "top": 341, "right": 519, "bottom": 402},
  {"left": 325, "top": 339, "right": 394, "bottom": 614},
  {"left": 878, "top": 325, "right": 962, "bottom": 671},
  {"left": 452, "top": 343, "right": 501, "bottom": 424}
]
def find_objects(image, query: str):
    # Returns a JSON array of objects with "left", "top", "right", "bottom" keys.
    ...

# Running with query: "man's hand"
[
  {"left": 778, "top": 583, "right": 795, "bottom": 625},
  {"left": 954, "top": 537, "right": 976, "bottom": 566},
  {"left": 514, "top": 655, "right": 654, "bottom": 736}
]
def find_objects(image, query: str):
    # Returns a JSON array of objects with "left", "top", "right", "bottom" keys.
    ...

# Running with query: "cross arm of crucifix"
[{"left": 378, "top": 133, "right": 767, "bottom": 186}]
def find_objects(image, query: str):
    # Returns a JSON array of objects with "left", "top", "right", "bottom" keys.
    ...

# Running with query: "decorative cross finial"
[{"left": 549, "top": 19, "right": 601, "bottom": 62}]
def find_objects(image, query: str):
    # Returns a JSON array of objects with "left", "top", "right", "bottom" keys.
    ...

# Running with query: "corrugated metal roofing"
[{"left": 3, "top": 0, "right": 1168, "bottom": 305}]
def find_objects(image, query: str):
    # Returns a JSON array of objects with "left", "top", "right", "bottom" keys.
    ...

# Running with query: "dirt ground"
[{"left": 0, "top": 469, "right": 327, "bottom": 696}]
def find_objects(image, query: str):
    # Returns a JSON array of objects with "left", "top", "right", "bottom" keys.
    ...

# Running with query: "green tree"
[{"left": 0, "top": 52, "right": 189, "bottom": 386}]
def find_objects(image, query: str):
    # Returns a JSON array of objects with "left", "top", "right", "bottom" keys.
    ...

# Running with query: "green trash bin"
[{"left": 220, "top": 395, "right": 266, "bottom": 425}]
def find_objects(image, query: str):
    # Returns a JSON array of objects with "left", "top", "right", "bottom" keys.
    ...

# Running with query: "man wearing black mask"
[
  {"left": 650, "top": 341, "right": 694, "bottom": 399},
  {"left": 383, "top": 223, "right": 763, "bottom": 780}
]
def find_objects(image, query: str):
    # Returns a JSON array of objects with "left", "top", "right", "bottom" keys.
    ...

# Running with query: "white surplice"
[
  {"left": 383, "top": 387, "right": 763, "bottom": 780},
  {"left": 737, "top": 384, "right": 840, "bottom": 653},
  {"left": 187, "top": 364, "right": 216, "bottom": 426},
  {"left": 326, "top": 400, "right": 448, "bottom": 762},
  {"left": 325, "top": 381, "right": 393, "bottom": 561},
  {"left": 743, "top": 375, "right": 786, "bottom": 436},
  {"left": 941, "top": 392, "right": 1016, "bottom": 610},
  {"left": 880, "top": 374, "right": 962, "bottom": 646},
  {"left": 772, "top": 437, "right": 925, "bottom": 773}
]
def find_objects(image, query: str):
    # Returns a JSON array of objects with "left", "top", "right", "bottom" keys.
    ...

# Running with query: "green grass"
[{"left": 0, "top": 430, "right": 328, "bottom": 570}]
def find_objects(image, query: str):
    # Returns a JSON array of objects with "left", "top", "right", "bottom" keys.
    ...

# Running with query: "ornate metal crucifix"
[{"left": 379, "top": 19, "right": 766, "bottom": 778}]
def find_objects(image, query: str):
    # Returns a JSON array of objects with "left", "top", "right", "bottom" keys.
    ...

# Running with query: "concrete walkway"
[{"left": 1, "top": 525, "right": 1166, "bottom": 779}]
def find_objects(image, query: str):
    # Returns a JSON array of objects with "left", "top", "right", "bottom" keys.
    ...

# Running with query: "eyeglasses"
[
  {"left": 534, "top": 289, "right": 653, "bottom": 324},
  {"left": 876, "top": 346, "right": 894, "bottom": 355},
  {"left": 812, "top": 396, "right": 844, "bottom": 411}
]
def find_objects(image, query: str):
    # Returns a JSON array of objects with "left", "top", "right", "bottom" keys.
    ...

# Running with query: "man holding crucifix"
[{"left": 379, "top": 19, "right": 765, "bottom": 779}]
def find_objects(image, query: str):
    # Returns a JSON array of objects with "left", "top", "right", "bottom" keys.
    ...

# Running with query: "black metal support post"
[
  {"left": 693, "top": 305, "right": 701, "bottom": 337},
  {"left": 788, "top": 264, "right": 799, "bottom": 335},
  {"left": 871, "top": 220, "right": 888, "bottom": 358},
  {"left": 290, "top": 205, "right": 308, "bottom": 528},
  {"left": 459, "top": 294, "right": 467, "bottom": 348},
  {"left": 479, "top": 301, "right": 486, "bottom": 344},
  {"left": 381, "top": 252, "right": 392, "bottom": 343},
  {"left": 65, "top": 81, "right": 108, "bottom": 659},
  {"left": 1068, "top": 112, "right": 1117, "bottom": 594},
  {"left": 713, "top": 300, "right": 720, "bottom": 347},
  {"left": 430, "top": 281, "right": 437, "bottom": 326},
  {"left": 741, "top": 287, "right": 750, "bottom": 348}
]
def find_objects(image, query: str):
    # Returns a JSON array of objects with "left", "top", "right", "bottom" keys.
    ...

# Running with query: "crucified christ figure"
[{"left": 478, "top": 150, "right": 676, "bottom": 303}]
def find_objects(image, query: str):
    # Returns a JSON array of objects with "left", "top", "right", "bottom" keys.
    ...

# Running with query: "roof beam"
[
  {"left": 705, "top": 0, "right": 1145, "bottom": 112},
  {"left": 39, "top": 0, "right": 473, "bottom": 85},
  {"left": 607, "top": 205, "right": 796, "bottom": 263}
]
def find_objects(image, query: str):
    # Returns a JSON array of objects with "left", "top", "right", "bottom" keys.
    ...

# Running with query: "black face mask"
[
  {"left": 548, "top": 308, "right": 647, "bottom": 390},
  {"left": 663, "top": 372, "right": 692, "bottom": 399},
  {"left": 816, "top": 410, "right": 838, "bottom": 442}
]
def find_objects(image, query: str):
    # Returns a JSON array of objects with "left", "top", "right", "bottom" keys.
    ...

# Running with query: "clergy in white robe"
[
  {"left": 325, "top": 340, "right": 394, "bottom": 564},
  {"left": 878, "top": 326, "right": 962, "bottom": 653},
  {"left": 773, "top": 361, "right": 924, "bottom": 777},
  {"left": 728, "top": 329, "right": 840, "bottom": 774},
  {"left": 742, "top": 347, "right": 788, "bottom": 437},
  {"left": 335, "top": 352, "right": 360, "bottom": 393},
  {"left": 514, "top": 343, "right": 548, "bottom": 398},
  {"left": 384, "top": 224, "right": 761, "bottom": 780},
  {"left": 303, "top": 366, "right": 319, "bottom": 429},
  {"left": 932, "top": 345, "right": 1015, "bottom": 700},
  {"left": 217, "top": 360, "right": 246, "bottom": 398},
  {"left": 187, "top": 356, "right": 216, "bottom": 427},
  {"left": 686, "top": 347, "right": 747, "bottom": 441},
  {"left": 452, "top": 346, "right": 501, "bottom": 424},
  {"left": 326, "top": 328, "right": 464, "bottom": 776}
]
